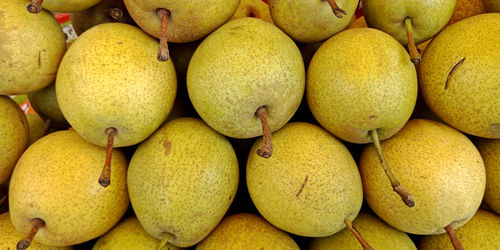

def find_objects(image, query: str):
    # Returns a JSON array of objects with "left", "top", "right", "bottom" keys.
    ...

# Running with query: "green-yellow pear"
[
  {"left": 187, "top": 17, "right": 305, "bottom": 158},
  {"left": 93, "top": 216, "right": 182, "bottom": 250},
  {"left": 475, "top": 138, "right": 500, "bottom": 214},
  {"left": 268, "top": 0, "right": 358, "bottom": 43},
  {"left": 28, "top": 83, "right": 68, "bottom": 125},
  {"left": 310, "top": 212, "right": 416, "bottom": 250},
  {"left": 419, "top": 14, "right": 500, "bottom": 139},
  {"left": 9, "top": 130, "right": 129, "bottom": 247},
  {"left": 419, "top": 209, "right": 500, "bottom": 249},
  {"left": 247, "top": 122, "right": 363, "bottom": 237},
  {"left": 26, "top": 113, "right": 46, "bottom": 145},
  {"left": 26, "top": 0, "right": 101, "bottom": 13},
  {"left": 360, "top": 119, "right": 485, "bottom": 239},
  {"left": 196, "top": 213, "right": 299, "bottom": 250},
  {"left": 128, "top": 118, "right": 239, "bottom": 248},
  {"left": 56, "top": 23, "right": 176, "bottom": 186},
  {"left": 0, "top": 96, "right": 29, "bottom": 184},
  {"left": 0, "top": 212, "right": 73, "bottom": 250},
  {"left": 483, "top": 0, "right": 500, "bottom": 12},
  {"left": 232, "top": 0, "right": 274, "bottom": 23},
  {"left": 0, "top": 0, "right": 66, "bottom": 95}
]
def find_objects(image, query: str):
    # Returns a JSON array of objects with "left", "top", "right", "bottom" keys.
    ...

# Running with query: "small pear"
[
  {"left": 27, "top": 83, "right": 68, "bottom": 126},
  {"left": 128, "top": 118, "right": 239, "bottom": 247},
  {"left": 475, "top": 138, "right": 500, "bottom": 214},
  {"left": 197, "top": 213, "right": 299, "bottom": 250},
  {"left": 26, "top": 0, "right": 101, "bottom": 13},
  {"left": 26, "top": 113, "right": 46, "bottom": 145}
]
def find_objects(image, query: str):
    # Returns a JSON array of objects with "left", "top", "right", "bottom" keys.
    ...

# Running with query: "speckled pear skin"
[
  {"left": 128, "top": 118, "right": 239, "bottom": 247},
  {"left": 28, "top": 83, "right": 67, "bottom": 124},
  {"left": 196, "top": 213, "right": 299, "bottom": 250},
  {"left": 360, "top": 119, "right": 486, "bottom": 235},
  {"left": 362, "top": 0, "right": 456, "bottom": 45},
  {"left": 93, "top": 216, "right": 183, "bottom": 250},
  {"left": 0, "top": 212, "right": 73, "bottom": 250},
  {"left": 42, "top": 0, "right": 101, "bottom": 12},
  {"left": 123, "top": 0, "right": 240, "bottom": 43},
  {"left": 419, "top": 14, "right": 500, "bottom": 139},
  {"left": 419, "top": 209, "right": 500, "bottom": 249},
  {"left": 26, "top": 113, "right": 46, "bottom": 146},
  {"left": 0, "top": 0, "right": 66, "bottom": 95},
  {"left": 247, "top": 122, "right": 363, "bottom": 237},
  {"left": 309, "top": 212, "right": 416, "bottom": 250},
  {"left": 187, "top": 17, "right": 305, "bottom": 139},
  {"left": 56, "top": 23, "right": 177, "bottom": 148},
  {"left": 475, "top": 138, "right": 500, "bottom": 214},
  {"left": 232, "top": 0, "right": 274, "bottom": 23},
  {"left": 268, "top": 0, "right": 358, "bottom": 43},
  {"left": 447, "top": 0, "right": 484, "bottom": 25},
  {"left": 0, "top": 96, "right": 29, "bottom": 184},
  {"left": 307, "top": 28, "right": 417, "bottom": 144},
  {"left": 9, "top": 130, "right": 129, "bottom": 246}
]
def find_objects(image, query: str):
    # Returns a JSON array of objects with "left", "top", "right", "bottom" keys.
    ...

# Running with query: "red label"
[{"left": 54, "top": 13, "right": 71, "bottom": 24}]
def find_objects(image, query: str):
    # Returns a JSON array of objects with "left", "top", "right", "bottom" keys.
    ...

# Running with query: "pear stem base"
[
  {"left": 17, "top": 218, "right": 45, "bottom": 250},
  {"left": 26, "top": 0, "right": 43, "bottom": 13},
  {"left": 404, "top": 17, "right": 421, "bottom": 64},
  {"left": 98, "top": 127, "right": 117, "bottom": 187},
  {"left": 157, "top": 9, "right": 170, "bottom": 62},
  {"left": 156, "top": 233, "right": 173, "bottom": 250},
  {"left": 344, "top": 218, "right": 374, "bottom": 250},
  {"left": 445, "top": 224, "right": 465, "bottom": 250},
  {"left": 326, "top": 0, "right": 347, "bottom": 18},
  {"left": 256, "top": 106, "right": 273, "bottom": 158},
  {"left": 108, "top": 8, "right": 124, "bottom": 20}
]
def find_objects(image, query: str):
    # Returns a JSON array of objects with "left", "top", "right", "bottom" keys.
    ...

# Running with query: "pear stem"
[
  {"left": 256, "top": 106, "right": 273, "bottom": 158},
  {"left": 157, "top": 9, "right": 171, "bottom": 62},
  {"left": 26, "top": 0, "right": 43, "bottom": 13},
  {"left": 404, "top": 17, "right": 421, "bottom": 64},
  {"left": 445, "top": 224, "right": 464, "bottom": 250},
  {"left": 370, "top": 129, "right": 415, "bottom": 207},
  {"left": 108, "top": 8, "right": 124, "bottom": 20},
  {"left": 326, "top": 0, "right": 347, "bottom": 18},
  {"left": 17, "top": 218, "right": 45, "bottom": 250},
  {"left": 344, "top": 218, "right": 374, "bottom": 250},
  {"left": 155, "top": 233, "right": 172, "bottom": 250},
  {"left": 42, "top": 119, "right": 52, "bottom": 137},
  {"left": 98, "top": 127, "right": 117, "bottom": 187}
]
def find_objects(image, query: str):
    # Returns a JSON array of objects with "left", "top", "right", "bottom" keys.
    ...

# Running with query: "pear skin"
[
  {"left": 448, "top": 0, "right": 485, "bottom": 25},
  {"left": 475, "top": 138, "right": 500, "bottom": 214},
  {"left": 232, "top": 0, "right": 273, "bottom": 23},
  {"left": 26, "top": 113, "right": 46, "bottom": 146},
  {"left": 483, "top": 0, "right": 500, "bottom": 12},
  {"left": 37, "top": 0, "right": 101, "bottom": 12},
  {"left": 27, "top": 83, "right": 67, "bottom": 125}
]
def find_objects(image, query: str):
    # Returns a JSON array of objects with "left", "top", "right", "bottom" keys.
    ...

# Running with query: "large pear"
[{"left": 475, "top": 138, "right": 500, "bottom": 214}]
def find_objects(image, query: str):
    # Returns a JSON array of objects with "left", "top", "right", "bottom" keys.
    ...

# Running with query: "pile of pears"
[{"left": 1, "top": 0, "right": 499, "bottom": 249}]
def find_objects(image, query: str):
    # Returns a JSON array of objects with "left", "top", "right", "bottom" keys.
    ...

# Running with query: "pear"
[
  {"left": 123, "top": 0, "right": 239, "bottom": 61},
  {"left": 310, "top": 212, "right": 416, "bottom": 250},
  {"left": 307, "top": 28, "right": 417, "bottom": 206},
  {"left": 232, "top": 0, "right": 273, "bottom": 23},
  {"left": 419, "top": 209, "right": 500, "bottom": 249},
  {"left": 9, "top": 130, "right": 129, "bottom": 247},
  {"left": 187, "top": 18, "right": 305, "bottom": 158},
  {"left": 475, "top": 138, "right": 500, "bottom": 214},
  {"left": 448, "top": 0, "right": 485, "bottom": 25},
  {"left": 197, "top": 213, "right": 299, "bottom": 250},
  {"left": 56, "top": 23, "right": 176, "bottom": 187},
  {"left": 0, "top": 0, "right": 66, "bottom": 95},
  {"left": 93, "top": 216, "right": 182, "bottom": 250},
  {"left": 268, "top": 0, "right": 359, "bottom": 43},
  {"left": 0, "top": 96, "right": 29, "bottom": 184},
  {"left": 360, "top": 119, "right": 485, "bottom": 249},
  {"left": 419, "top": 13, "right": 500, "bottom": 139},
  {"left": 26, "top": 0, "right": 101, "bottom": 13},
  {"left": 26, "top": 113, "right": 46, "bottom": 145},
  {"left": 0, "top": 212, "right": 73, "bottom": 250},
  {"left": 128, "top": 118, "right": 239, "bottom": 248},
  {"left": 362, "top": 0, "right": 456, "bottom": 63},
  {"left": 247, "top": 122, "right": 363, "bottom": 238},
  {"left": 27, "top": 83, "right": 68, "bottom": 127},
  {"left": 348, "top": 16, "right": 367, "bottom": 29},
  {"left": 70, "top": 0, "right": 136, "bottom": 36},
  {"left": 483, "top": 0, "right": 500, "bottom": 12}
]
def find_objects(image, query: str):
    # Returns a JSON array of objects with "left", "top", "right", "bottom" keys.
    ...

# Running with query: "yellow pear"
[
  {"left": 27, "top": 0, "right": 101, "bottom": 13},
  {"left": 475, "top": 138, "right": 500, "bottom": 214},
  {"left": 448, "top": 0, "right": 485, "bottom": 25},
  {"left": 93, "top": 216, "right": 182, "bottom": 250},
  {"left": 196, "top": 213, "right": 299, "bottom": 250},
  {"left": 419, "top": 209, "right": 500, "bottom": 249},
  {"left": 247, "top": 122, "right": 363, "bottom": 237},
  {"left": 419, "top": 14, "right": 500, "bottom": 139},
  {"left": 128, "top": 118, "right": 239, "bottom": 247},
  {"left": 232, "top": 0, "right": 273, "bottom": 23},
  {"left": 0, "top": 212, "right": 72, "bottom": 250},
  {"left": 360, "top": 119, "right": 485, "bottom": 235},
  {"left": 26, "top": 113, "right": 46, "bottom": 146},
  {"left": 0, "top": 96, "right": 29, "bottom": 184},
  {"left": 0, "top": 0, "right": 66, "bottom": 95},
  {"left": 310, "top": 212, "right": 416, "bottom": 250},
  {"left": 9, "top": 130, "right": 129, "bottom": 246}
]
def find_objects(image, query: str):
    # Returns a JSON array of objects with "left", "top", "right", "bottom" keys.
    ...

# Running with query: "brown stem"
[
  {"left": 404, "top": 17, "right": 421, "bottom": 64},
  {"left": 370, "top": 129, "right": 415, "bottom": 207},
  {"left": 42, "top": 119, "right": 52, "bottom": 137},
  {"left": 444, "top": 224, "right": 465, "bottom": 250},
  {"left": 108, "top": 8, "right": 124, "bottom": 20},
  {"left": 344, "top": 218, "right": 374, "bottom": 250},
  {"left": 98, "top": 127, "right": 117, "bottom": 187},
  {"left": 157, "top": 9, "right": 171, "bottom": 62},
  {"left": 17, "top": 218, "right": 45, "bottom": 250},
  {"left": 326, "top": 0, "right": 347, "bottom": 18},
  {"left": 256, "top": 106, "right": 273, "bottom": 158},
  {"left": 26, "top": 0, "right": 43, "bottom": 13}
]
